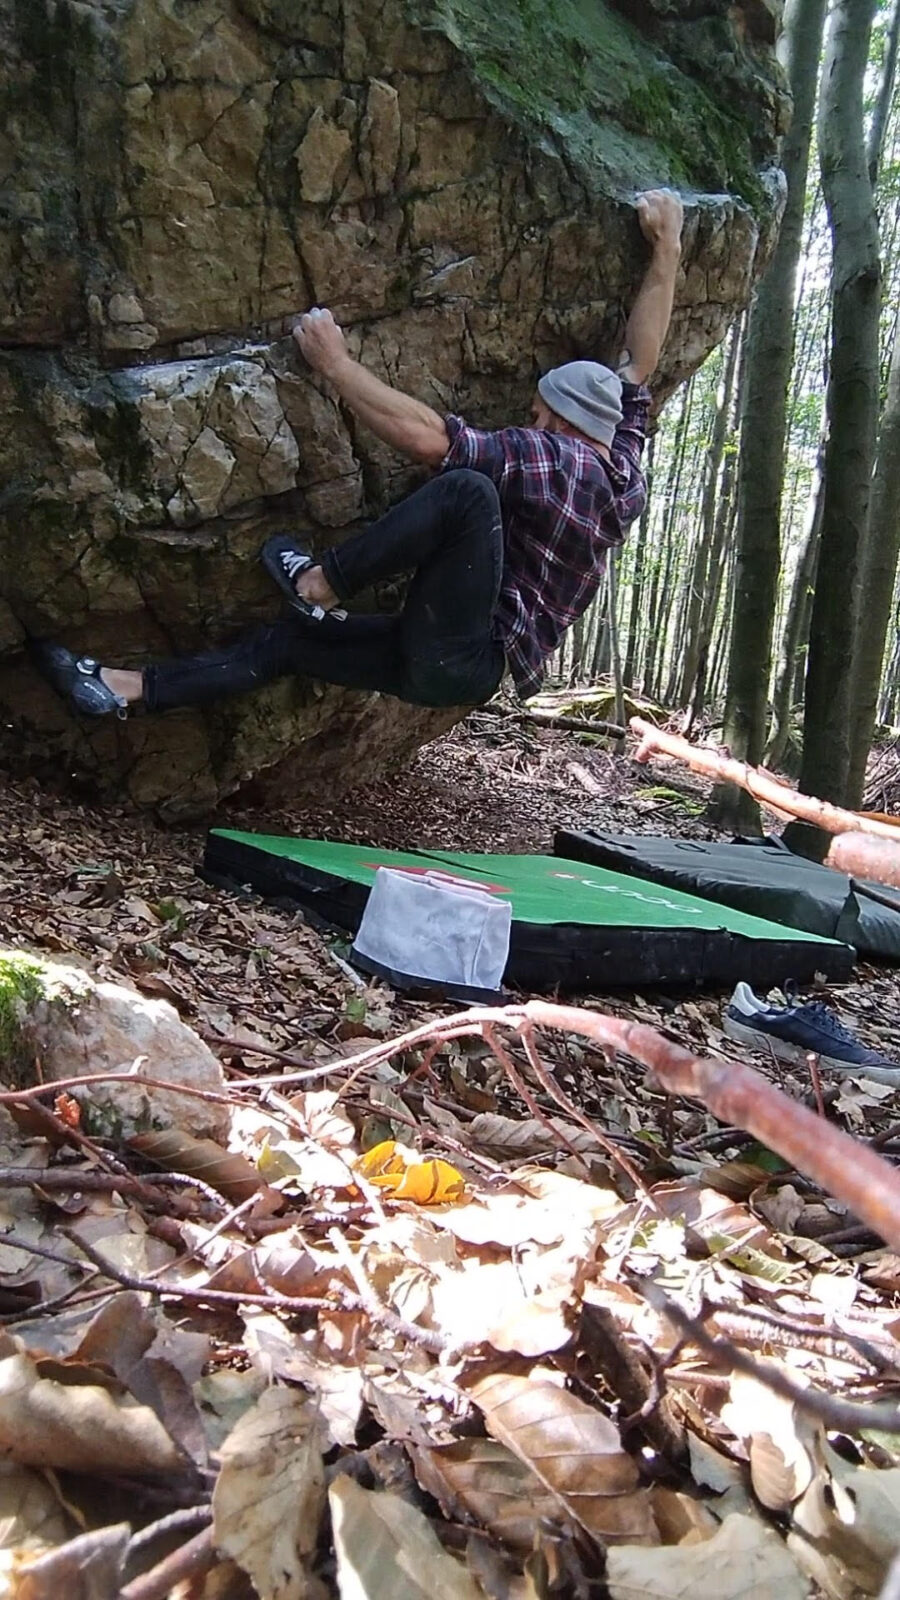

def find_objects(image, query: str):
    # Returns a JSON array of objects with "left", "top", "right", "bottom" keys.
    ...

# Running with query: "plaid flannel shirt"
[{"left": 441, "top": 381, "right": 650, "bottom": 699}]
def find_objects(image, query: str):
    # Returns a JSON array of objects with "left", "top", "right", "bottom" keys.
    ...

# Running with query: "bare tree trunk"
[
  {"left": 643, "top": 380, "right": 694, "bottom": 700},
  {"left": 678, "top": 322, "right": 742, "bottom": 708},
  {"left": 867, "top": 0, "right": 900, "bottom": 185},
  {"left": 880, "top": 590, "right": 900, "bottom": 724},
  {"left": 606, "top": 550, "right": 627, "bottom": 753},
  {"left": 709, "top": 515, "right": 738, "bottom": 710},
  {"left": 567, "top": 612, "right": 586, "bottom": 685},
  {"left": 708, "top": 0, "right": 827, "bottom": 833},
  {"left": 686, "top": 388, "right": 741, "bottom": 734},
  {"left": 766, "top": 449, "right": 825, "bottom": 768},
  {"left": 623, "top": 436, "right": 655, "bottom": 686},
  {"left": 590, "top": 575, "right": 611, "bottom": 679},
  {"left": 847, "top": 326, "right": 900, "bottom": 795},
  {"left": 796, "top": 0, "right": 881, "bottom": 836}
]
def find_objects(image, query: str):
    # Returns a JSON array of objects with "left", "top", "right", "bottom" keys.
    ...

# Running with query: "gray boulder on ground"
[
  {"left": 0, "top": 0, "right": 787, "bottom": 818},
  {"left": 0, "top": 951, "right": 229, "bottom": 1141}
]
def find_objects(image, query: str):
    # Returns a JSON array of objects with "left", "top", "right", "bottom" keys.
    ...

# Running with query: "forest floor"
[{"left": 2, "top": 713, "right": 900, "bottom": 1597}]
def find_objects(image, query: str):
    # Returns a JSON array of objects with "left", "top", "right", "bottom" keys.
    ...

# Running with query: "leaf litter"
[{"left": 1, "top": 720, "right": 900, "bottom": 1595}]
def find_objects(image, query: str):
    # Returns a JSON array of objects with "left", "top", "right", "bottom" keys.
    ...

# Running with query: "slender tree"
[
  {"left": 796, "top": 0, "right": 881, "bottom": 831},
  {"left": 868, "top": 0, "right": 900, "bottom": 184},
  {"left": 708, "top": 0, "right": 827, "bottom": 831},
  {"left": 678, "top": 319, "right": 742, "bottom": 710},
  {"left": 845, "top": 6, "right": 900, "bottom": 800},
  {"left": 623, "top": 436, "right": 654, "bottom": 686},
  {"left": 766, "top": 444, "right": 825, "bottom": 768}
]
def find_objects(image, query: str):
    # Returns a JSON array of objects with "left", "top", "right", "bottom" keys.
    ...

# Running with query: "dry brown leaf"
[
  {"left": 6, "top": 1522, "right": 129, "bottom": 1600},
  {"left": 0, "top": 1341, "right": 185, "bottom": 1476},
  {"left": 648, "top": 1487, "right": 718, "bottom": 1547},
  {"left": 424, "top": 1102, "right": 601, "bottom": 1164},
  {"left": 789, "top": 1452, "right": 900, "bottom": 1598},
  {"left": 285, "top": 1089, "right": 357, "bottom": 1150},
  {"left": 129, "top": 1129, "right": 264, "bottom": 1202},
  {"left": 0, "top": 1463, "right": 70, "bottom": 1557},
  {"left": 213, "top": 1386, "right": 325, "bottom": 1600},
  {"left": 721, "top": 1377, "right": 816, "bottom": 1512},
  {"left": 411, "top": 1439, "right": 579, "bottom": 1554},
  {"left": 242, "top": 1314, "right": 364, "bottom": 1448},
  {"left": 468, "top": 1370, "right": 656, "bottom": 1545},
  {"left": 606, "top": 1512, "right": 808, "bottom": 1599},
  {"left": 329, "top": 1473, "right": 483, "bottom": 1600}
]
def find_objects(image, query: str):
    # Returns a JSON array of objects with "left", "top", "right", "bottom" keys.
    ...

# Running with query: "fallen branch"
[
  {"left": 120, "top": 1525, "right": 216, "bottom": 1600},
  {"left": 477, "top": 705, "right": 627, "bottom": 738},
  {"left": 630, "top": 718, "right": 900, "bottom": 840},
  {"left": 639, "top": 1278, "right": 900, "bottom": 1435},
  {"left": 826, "top": 831, "right": 900, "bottom": 889},
  {"left": 7, "top": 1007, "right": 900, "bottom": 1256},
  {"left": 335, "top": 1003, "right": 900, "bottom": 1255}
]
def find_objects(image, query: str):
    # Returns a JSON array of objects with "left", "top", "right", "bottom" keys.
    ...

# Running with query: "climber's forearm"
[
  {"left": 327, "top": 356, "right": 450, "bottom": 465},
  {"left": 616, "top": 241, "right": 681, "bottom": 386}
]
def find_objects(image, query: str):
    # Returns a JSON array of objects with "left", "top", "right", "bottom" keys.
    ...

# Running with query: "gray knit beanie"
[{"left": 537, "top": 361, "right": 623, "bottom": 447}]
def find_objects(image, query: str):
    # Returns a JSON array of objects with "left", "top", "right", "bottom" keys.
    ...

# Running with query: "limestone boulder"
[
  {"left": 0, "top": 0, "right": 788, "bottom": 817},
  {"left": 0, "top": 951, "right": 229, "bottom": 1142}
]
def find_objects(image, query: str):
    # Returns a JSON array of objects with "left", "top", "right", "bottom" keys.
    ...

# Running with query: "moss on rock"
[
  {"left": 0, "top": 952, "right": 47, "bottom": 1082},
  {"left": 410, "top": 0, "right": 767, "bottom": 205}
]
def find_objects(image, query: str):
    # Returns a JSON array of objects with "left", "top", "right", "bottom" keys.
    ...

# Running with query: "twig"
[
  {"left": 477, "top": 704, "right": 627, "bottom": 738},
  {"left": 125, "top": 1504, "right": 212, "bottom": 1562},
  {"left": 711, "top": 1303, "right": 900, "bottom": 1375},
  {"left": 806, "top": 1053, "right": 826, "bottom": 1119},
  {"left": 518, "top": 1019, "right": 653, "bottom": 1200},
  {"left": 638, "top": 1278, "right": 900, "bottom": 1434},
  {"left": 63, "top": 1232, "right": 458, "bottom": 1357},
  {"left": 481, "top": 1023, "right": 617, "bottom": 1186},
  {"left": 198, "top": 1032, "right": 320, "bottom": 1071},
  {"left": 120, "top": 1525, "right": 216, "bottom": 1600},
  {"left": 0, "top": 1167, "right": 226, "bottom": 1215}
]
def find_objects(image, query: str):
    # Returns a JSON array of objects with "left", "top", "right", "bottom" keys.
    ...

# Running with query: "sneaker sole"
[{"left": 723, "top": 1015, "right": 900, "bottom": 1086}]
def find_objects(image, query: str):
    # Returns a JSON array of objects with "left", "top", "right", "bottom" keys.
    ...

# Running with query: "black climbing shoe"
[
  {"left": 31, "top": 641, "right": 129, "bottom": 718},
  {"left": 259, "top": 536, "right": 346, "bottom": 622}
]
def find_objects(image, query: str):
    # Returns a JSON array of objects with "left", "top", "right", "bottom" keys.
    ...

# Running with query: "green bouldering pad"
[{"left": 202, "top": 831, "right": 853, "bottom": 992}]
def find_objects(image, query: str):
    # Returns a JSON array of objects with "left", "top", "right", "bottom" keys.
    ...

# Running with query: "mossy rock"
[{"left": 0, "top": 949, "right": 228, "bottom": 1140}]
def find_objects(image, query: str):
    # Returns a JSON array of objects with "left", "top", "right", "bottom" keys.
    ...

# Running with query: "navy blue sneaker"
[
  {"left": 259, "top": 536, "right": 346, "bottom": 622},
  {"left": 31, "top": 642, "right": 128, "bottom": 718},
  {"left": 724, "top": 982, "right": 900, "bottom": 1084}
]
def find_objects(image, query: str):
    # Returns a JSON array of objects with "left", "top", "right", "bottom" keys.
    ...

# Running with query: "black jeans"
[{"left": 144, "top": 470, "right": 506, "bottom": 712}]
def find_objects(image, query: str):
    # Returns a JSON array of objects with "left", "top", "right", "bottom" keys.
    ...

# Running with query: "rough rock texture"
[
  {"left": 0, "top": 0, "right": 787, "bottom": 818},
  {"left": 0, "top": 951, "right": 229, "bottom": 1140}
]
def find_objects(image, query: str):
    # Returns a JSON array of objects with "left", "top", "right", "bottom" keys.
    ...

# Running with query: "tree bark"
[
  {"left": 606, "top": 549, "right": 627, "bottom": 752},
  {"left": 867, "top": 0, "right": 900, "bottom": 185},
  {"left": 797, "top": 0, "right": 881, "bottom": 825},
  {"left": 678, "top": 322, "right": 741, "bottom": 708},
  {"left": 623, "top": 436, "right": 654, "bottom": 686},
  {"left": 766, "top": 442, "right": 825, "bottom": 767},
  {"left": 643, "top": 378, "right": 694, "bottom": 700},
  {"left": 709, "top": 0, "right": 827, "bottom": 832},
  {"left": 847, "top": 322, "right": 900, "bottom": 799},
  {"left": 687, "top": 410, "right": 740, "bottom": 732}
]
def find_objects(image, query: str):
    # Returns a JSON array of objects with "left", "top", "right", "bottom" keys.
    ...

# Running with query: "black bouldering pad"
[
  {"left": 554, "top": 829, "right": 900, "bottom": 961},
  {"left": 202, "top": 830, "right": 853, "bottom": 991}
]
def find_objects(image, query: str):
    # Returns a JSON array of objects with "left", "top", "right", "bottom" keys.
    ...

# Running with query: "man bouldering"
[{"left": 34, "top": 189, "right": 683, "bottom": 719}]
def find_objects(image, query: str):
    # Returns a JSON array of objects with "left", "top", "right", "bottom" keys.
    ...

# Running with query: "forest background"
[{"left": 559, "top": 0, "right": 900, "bottom": 845}]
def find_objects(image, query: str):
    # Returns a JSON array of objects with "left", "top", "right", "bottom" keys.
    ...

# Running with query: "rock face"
[
  {"left": 0, "top": 0, "right": 787, "bottom": 818},
  {"left": 0, "top": 950, "right": 229, "bottom": 1140}
]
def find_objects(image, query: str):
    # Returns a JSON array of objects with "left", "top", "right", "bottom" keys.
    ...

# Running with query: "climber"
[{"left": 32, "top": 189, "right": 683, "bottom": 719}]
